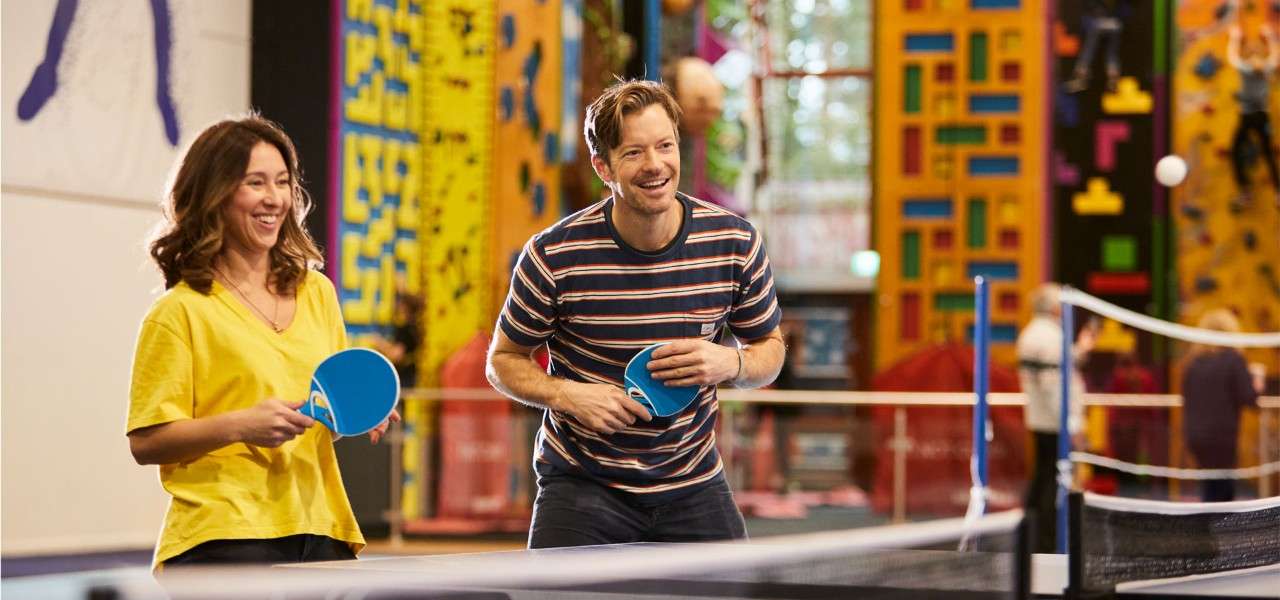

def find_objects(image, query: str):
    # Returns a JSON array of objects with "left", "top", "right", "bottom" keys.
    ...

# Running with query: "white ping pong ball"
[{"left": 1155, "top": 155, "right": 1187, "bottom": 187}]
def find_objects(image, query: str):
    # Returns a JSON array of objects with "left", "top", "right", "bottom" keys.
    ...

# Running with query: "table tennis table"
[
  {"left": 265, "top": 543, "right": 1279, "bottom": 600},
  {"left": 5, "top": 542, "right": 1277, "bottom": 600}
]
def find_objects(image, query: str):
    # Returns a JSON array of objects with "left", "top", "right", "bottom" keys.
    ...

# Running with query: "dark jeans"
[
  {"left": 528, "top": 474, "right": 747, "bottom": 548},
  {"left": 164, "top": 534, "right": 355, "bottom": 567},
  {"left": 1026, "top": 431, "right": 1060, "bottom": 554}
]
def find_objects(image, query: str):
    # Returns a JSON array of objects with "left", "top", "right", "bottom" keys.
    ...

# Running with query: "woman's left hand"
[{"left": 368, "top": 408, "right": 402, "bottom": 445}]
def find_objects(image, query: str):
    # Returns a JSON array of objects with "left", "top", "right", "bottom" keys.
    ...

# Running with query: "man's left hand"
[{"left": 647, "top": 340, "right": 738, "bottom": 387}]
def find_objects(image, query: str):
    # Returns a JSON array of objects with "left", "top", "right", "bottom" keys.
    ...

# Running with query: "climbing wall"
[
  {"left": 332, "top": 0, "right": 438, "bottom": 521},
  {"left": 407, "top": 0, "right": 496, "bottom": 520},
  {"left": 1174, "top": 0, "right": 1280, "bottom": 479},
  {"left": 1051, "top": 1, "right": 1170, "bottom": 362},
  {"left": 875, "top": 0, "right": 1046, "bottom": 371},
  {"left": 331, "top": 0, "right": 425, "bottom": 345},
  {"left": 1173, "top": 1, "right": 1280, "bottom": 369},
  {"left": 491, "top": 0, "right": 564, "bottom": 316}
]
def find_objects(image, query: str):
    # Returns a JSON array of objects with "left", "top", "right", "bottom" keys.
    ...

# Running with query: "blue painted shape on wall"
[
  {"left": 903, "top": 198, "right": 954, "bottom": 218},
  {"left": 905, "top": 33, "right": 954, "bottom": 52},
  {"left": 967, "top": 261, "right": 1019, "bottom": 280},
  {"left": 967, "top": 323, "right": 1019, "bottom": 343},
  {"left": 971, "top": 0, "right": 1020, "bottom": 8},
  {"left": 969, "top": 94, "right": 1020, "bottom": 113},
  {"left": 968, "top": 156, "right": 1019, "bottom": 176}
]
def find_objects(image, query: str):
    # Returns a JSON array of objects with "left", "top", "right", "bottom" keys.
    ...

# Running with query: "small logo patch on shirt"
[{"left": 701, "top": 322, "right": 716, "bottom": 335}]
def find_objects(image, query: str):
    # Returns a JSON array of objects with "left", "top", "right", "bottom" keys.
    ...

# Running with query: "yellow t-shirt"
[{"left": 127, "top": 270, "right": 365, "bottom": 568}]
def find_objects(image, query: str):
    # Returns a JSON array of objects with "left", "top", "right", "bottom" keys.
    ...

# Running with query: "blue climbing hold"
[
  {"left": 500, "top": 86, "right": 515, "bottom": 121},
  {"left": 1193, "top": 53, "right": 1221, "bottom": 81},
  {"left": 501, "top": 14, "right": 515, "bottom": 49}
]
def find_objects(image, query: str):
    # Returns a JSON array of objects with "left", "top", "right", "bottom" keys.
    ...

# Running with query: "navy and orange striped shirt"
[{"left": 498, "top": 192, "right": 781, "bottom": 502}]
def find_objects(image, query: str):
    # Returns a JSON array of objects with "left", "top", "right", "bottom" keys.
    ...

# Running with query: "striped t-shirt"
[{"left": 498, "top": 192, "right": 781, "bottom": 502}]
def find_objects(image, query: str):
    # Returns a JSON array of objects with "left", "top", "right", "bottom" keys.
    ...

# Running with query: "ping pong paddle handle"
[
  {"left": 627, "top": 386, "right": 654, "bottom": 411},
  {"left": 300, "top": 390, "right": 338, "bottom": 433}
]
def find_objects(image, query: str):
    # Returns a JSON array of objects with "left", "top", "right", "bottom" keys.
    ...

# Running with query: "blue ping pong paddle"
[
  {"left": 300, "top": 348, "right": 400, "bottom": 439},
  {"left": 624, "top": 343, "right": 701, "bottom": 417}
]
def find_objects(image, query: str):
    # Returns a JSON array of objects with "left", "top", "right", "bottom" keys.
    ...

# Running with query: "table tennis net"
[
  {"left": 95, "top": 510, "right": 1027, "bottom": 600},
  {"left": 1069, "top": 491, "right": 1280, "bottom": 594}
]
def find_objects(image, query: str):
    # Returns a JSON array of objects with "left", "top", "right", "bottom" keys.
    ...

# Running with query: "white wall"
[{"left": 2, "top": 0, "right": 251, "bottom": 555}]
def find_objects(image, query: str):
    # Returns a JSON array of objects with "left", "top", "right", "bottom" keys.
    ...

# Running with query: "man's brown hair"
[{"left": 583, "top": 79, "right": 683, "bottom": 162}]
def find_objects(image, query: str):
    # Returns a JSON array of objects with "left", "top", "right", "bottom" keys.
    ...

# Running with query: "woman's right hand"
[{"left": 235, "top": 399, "right": 316, "bottom": 447}]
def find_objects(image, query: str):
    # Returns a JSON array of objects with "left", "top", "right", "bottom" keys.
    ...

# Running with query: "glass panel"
[
  {"left": 763, "top": 76, "right": 872, "bottom": 183},
  {"left": 766, "top": 0, "right": 873, "bottom": 73}
]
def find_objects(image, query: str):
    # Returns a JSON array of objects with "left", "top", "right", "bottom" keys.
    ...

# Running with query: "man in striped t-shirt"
[{"left": 486, "top": 79, "right": 785, "bottom": 548}]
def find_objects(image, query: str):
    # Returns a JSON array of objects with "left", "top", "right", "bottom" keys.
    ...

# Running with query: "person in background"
[
  {"left": 1227, "top": 24, "right": 1280, "bottom": 211},
  {"left": 1181, "top": 309, "right": 1260, "bottom": 502},
  {"left": 1103, "top": 349, "right": 1164, "bottom": 495},
  {"left": 1063, "top": 0, "right": 1130, "bottom": 93},
  {"left": 372, "top": 291, "right": 424, "bottom": 389},
  {"left": 127, "top": 115, "right": 395, "bottom": 570},
  {"left": 1016, "top": 284, "right": 1093, "bottom": 553}
]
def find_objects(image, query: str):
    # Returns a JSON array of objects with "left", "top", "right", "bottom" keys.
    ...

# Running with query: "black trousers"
[
  {"left": 1232, "top": 111, "right": 1280, "bottom": 190},
  {"left": 528, "top": 473, "right": 747, "bottom": 549},
  {"left": 164, "top": 533, "right": 355, "bottom": 567},
  {"left": 1026, "top": 431, "right": 1060, "bottom": 554}
]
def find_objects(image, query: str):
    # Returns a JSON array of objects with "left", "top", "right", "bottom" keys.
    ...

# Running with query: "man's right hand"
[
  {"left": 555, "top": 381, "right": 652, "bottom": 435},
  {"left": 235, "top": 399, "right": 316, "bottom": 447}
]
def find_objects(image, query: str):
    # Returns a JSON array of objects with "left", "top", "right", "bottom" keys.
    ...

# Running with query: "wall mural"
[
  {"left": 17, "top": 0, "right": 180, "bottom": 146},
  {"left": 875, "top": 0, "right": 1047, "bottom": 371},
  {"left": 1052, "top": 0, "right": 1168, "bottom": 364},
  {"left": 332, "top": 0, "right": 424, "bottom": 343}
]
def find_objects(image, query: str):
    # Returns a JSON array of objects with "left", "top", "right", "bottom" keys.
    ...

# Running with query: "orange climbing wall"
[
  {"left": 1173, "top": 1, "right": 1280, "bottom": 370},
  {"left": 875, "top": 1, "right": 1047, "bottom": 371},
  {"left": 491, "top": 1, "right": 563, "bottom": 317}
]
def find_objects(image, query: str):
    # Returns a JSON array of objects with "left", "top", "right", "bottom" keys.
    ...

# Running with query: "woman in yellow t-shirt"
[{"left": 127, "top": 115, "right": 396, "bottom": 570}]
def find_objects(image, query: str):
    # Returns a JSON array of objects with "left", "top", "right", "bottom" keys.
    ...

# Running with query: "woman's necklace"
[{"left": 215, "top": 266, "right": 283, "bottom": 333}]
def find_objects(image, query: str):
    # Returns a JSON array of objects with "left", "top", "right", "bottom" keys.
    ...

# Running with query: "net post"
[
  {"left": 973, "top": 276, "right": 990, "bottom": 494},
  {"left": 1056, "top": 291, "right": 1074, "bottom": 554},
  {"left": 1066, "top": 490, "right": 1084, "bottom": 600},
  {"left": 1015, "top": 512, "right": 1033, "bottom": 600}
]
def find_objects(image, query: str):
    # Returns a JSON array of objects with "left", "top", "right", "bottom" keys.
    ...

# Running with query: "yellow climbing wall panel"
[
  {"left": 405, "top": 0, "right": 496, "bottom": 519},
  {"left": 420, "top": 0, "right": 495, "bottom": 387}
]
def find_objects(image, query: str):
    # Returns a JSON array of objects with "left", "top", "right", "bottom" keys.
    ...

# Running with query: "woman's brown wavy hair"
[{"left": 149, "top": 115, "right": 323, "bottom": 294}]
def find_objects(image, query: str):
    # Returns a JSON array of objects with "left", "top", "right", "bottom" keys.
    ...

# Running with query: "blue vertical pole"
[
  {"left": 973, "top": 277, "right": 990, "bottom": 491},
  {"left": 644, "top": 0, "right": 661, "bottom": 81},
  {"left": 1056, "top": 295, "right": 1074, "bottom": 553}
]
